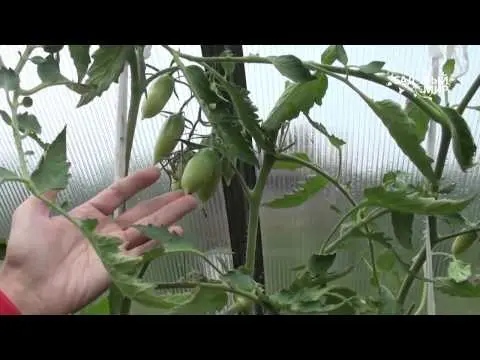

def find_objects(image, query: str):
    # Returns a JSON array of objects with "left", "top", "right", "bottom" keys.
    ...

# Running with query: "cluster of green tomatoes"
[{"left": 142, "top": 73, "right": 222, "bottom": 203}]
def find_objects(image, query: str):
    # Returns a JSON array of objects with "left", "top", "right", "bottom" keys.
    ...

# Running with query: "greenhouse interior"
[{"left": 0, "top": 45, "right": 479, "bottom": 315}]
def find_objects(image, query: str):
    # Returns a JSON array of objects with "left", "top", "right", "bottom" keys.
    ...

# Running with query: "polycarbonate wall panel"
[
  {"left": 0, "top": 45, "right": 233, "bottom": 314},
  {"left": 244, "top": 45, "right": 480, "bottom": 314}
]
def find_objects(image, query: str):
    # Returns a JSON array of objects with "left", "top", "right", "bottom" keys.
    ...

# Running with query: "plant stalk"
[
  {"left": 396, "top": 73, "right": 480, "bottom": 307},
  {"left": 245, "top": 154, "right": 275, "bottom": 276}
]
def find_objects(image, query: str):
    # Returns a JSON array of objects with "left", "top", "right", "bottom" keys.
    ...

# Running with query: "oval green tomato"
[
  {"left": 153, "top": 113, "right": 186, "bottom": 164},
  {"left": 181, "top": 148, "right": 219, "bottom": 195},
  {"left": 142, "top": 74, "right": 175, "bottom": 119},
  {"left": 197, "top": 160, "right": 222, "bottom": 202},
  {"left": 451, "top": 231, "right": 478, "bottom": 257}
]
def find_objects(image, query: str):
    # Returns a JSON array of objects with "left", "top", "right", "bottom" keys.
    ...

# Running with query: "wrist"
[{"left": 0, "top": 267, "right": 43, "bottom": 315}]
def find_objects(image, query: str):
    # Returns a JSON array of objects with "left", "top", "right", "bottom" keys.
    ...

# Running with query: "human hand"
[{"left": 0, "top": 167, "right": 197, "bottom": 315}]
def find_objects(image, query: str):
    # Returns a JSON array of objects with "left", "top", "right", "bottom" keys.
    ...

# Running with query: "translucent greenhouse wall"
[{"left": 0, "top": 45, "right": 479, "bottom": 314}]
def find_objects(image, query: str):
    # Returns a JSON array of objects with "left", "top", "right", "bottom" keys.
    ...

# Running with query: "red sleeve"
[{"left": 0, "top": 288, "right": 21, "bottom": 315}]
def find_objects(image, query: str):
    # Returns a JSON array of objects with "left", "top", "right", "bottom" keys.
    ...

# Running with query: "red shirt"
[{"left": 0, "top": 289, "right": 21, "bottom": 315}]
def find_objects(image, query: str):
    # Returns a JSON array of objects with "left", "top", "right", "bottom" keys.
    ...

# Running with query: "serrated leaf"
[
  {"left": 263, "top": 174, "right": 329, "bottom": 208},
  {"left": 364, "top": 185, "right": 474, "bottom": 216},
  {"left": 376, "top": 249, "right": 396, "bottom": 272},
  {"left": 37, "top": 54, "right": 64, "bottom": 83},
  {"left": 221, "top": 270, "right": 257, "bottom": 293},
  {"left": 213, "top": 110, "right": 259, "bottom": 167},
  {"left": 78, "top": 46, "right": 134, "bottom": 107},
  {"left": 405, "top": 100, "right": 429, "bottom": 142},
  {"left": 359, "top": 61, "right": 385, "bottom": 74},
  {"left": 132, "top": 224, "right": 196, "bottom": 255},
  {"left": 321, "top": 45, "right": 337, "bottom": 65},
  {"left": 17, "top": 112, "right": 41, "bottom": 134},
  {"left": 0, "top": 67, "right": 20, "bottom": 91},
  {"left": 262, "top": 75, "right": 328, "bottom": 132},
  {"left": 435, "top": 277, "right": 480, "bottom": 297},
  {"left": 443, "top": 59, "right": 455, "bottom": 78},
  {"left": 81, "top": 219, "right": 224, "bottom": 313},
  {"left": 269, "top": 55, "right": 314, "bottom": 83},
  {"left": 447, "top": 259, "right": 471, "bottom": 283},
  {"left": 183, "top": 65, "right": 220, "bottom": 106},
  {"left": 68, "top": 45, "right": 90, "bottom": 83},
  {"left": 30, "top": 126, "right": 69, "bottom": 194},
  {"left": 441, "top": 107, "right": 477, "bottom": 171},
  {"left": 308, "top": 253, "right": 336, "bottom": 276},
  {"left": 273, "top": 152, "right": 311, "bottom": 170},
  {"left": 0, "top": 167, "right": 20, "bottom": 184},
  {"left": 370, "top": 100, "right": 435, "bottom": 183},
  {"left": 0, "top": 239, "right": 6, "bottom": 260},
  {"left": 213, "top": 77, "right": 271, "bottom": 151},
  {"left": 391, "top": 211, "right": 414, "bottom": 249}
]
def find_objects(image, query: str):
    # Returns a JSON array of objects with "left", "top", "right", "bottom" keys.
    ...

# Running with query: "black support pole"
[{"left": 200, "top": 45, "right": 265, "bottom": 314}]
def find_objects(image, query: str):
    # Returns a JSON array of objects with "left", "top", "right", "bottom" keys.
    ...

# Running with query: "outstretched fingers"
[
  {"left": 73, "top": 167, "right": 161, "bottom": 217},
  {"left": 123, "top": 195, "right": 197, "bottom": 250}
]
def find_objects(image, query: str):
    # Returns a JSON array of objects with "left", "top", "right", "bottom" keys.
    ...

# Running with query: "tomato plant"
[{"left": 1, "top": 45, "right": 480, "bottom": 315}]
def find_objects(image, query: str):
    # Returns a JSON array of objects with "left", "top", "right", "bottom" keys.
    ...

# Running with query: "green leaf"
[
  {"left": 37, "top": 54, "right": 64, "bottom": 83},
  {"left": 269, "top": 55, "right": 314, "bottom": 83},
  {"left": 77, "top": 294, "right": 110, "bottom": 315},
  {"left": 78, "top": 46, "right": 134, "bottom": 107},
  {"left": 262, "top": 75, "right": 328, "bottom": 132},
  {"left": 183, "top": 65, "right": 220, "bottom": 106},
  {"left": 0, "top": 109, "right": 10, "bottom": 125},
  {"left": 263, "top": 174, "right": 329, "bottom": 208},
  {"left": 68, "top": 45, "right": 90, "bottom": 83},
  {"left": 447, "top": 259, "right": 471, "bottom": 283},
  {"left": 132, "top": 224, "right": 194, "bottom": 255},
  {"left": 391, "top": 211, "right": 414, "bottom": 249},
  {"left": 370, "top": 100, "right": 435, "bottom": 182},
  {"left": 213, "top": 77, "right": 271, "bottom": 151},
  {"left": 273, "top": 152, "right": 311, "bottom": 170},
  {"left": 306, "top": 116, "right": 345, "bottom": 148},
  {"left": 221, "top": 270, "right": 257, "bottom": 293},
  {"left": 213, "top": 110, "right": 259, "bottom": 167},
  {"left": 17, "top": 112, "right": 41, "bottom": 134},
  {"left": 30, "top": 56, "right": 46, "bottom": 65},
  {"left": 0, "top": 167, "right": 20, "bottom": 184},
  {"left": 364, "top": 185, "right": 474, "bottom": 216},
  {"left": 0, "top": 67, "right": 20, "bottom": 91},
  {"left": 359, "top": 61, "right": 385, "bottom": 74},
  {"left": 376, "top": 249, "right": 396, "bottom": 272},
  {"left": 165, "top": 286, "right": 228, "bottom": 315},
  {"left": 438, "top": 213, "right": 468, "bottom": 228},
  {"left": 308, "top": 253, "right": 336, "bottom": 277},
  {"left": 324, "top": 287, "right": 358, "bottom": 315},
  {"left": 441, "top": 107, "right": 477, "bottom": 171},
  {"left": 405, "top": 100, "right": 429, "bottom": 142},
  {"left": 79, "top": 219, "right": 214, "bottom": 312},
  {"left": 321, "top": 45, "right": 337, "bottom": 65},
  {"left": 435, "top": 277, "right": 480, "bottom": 298},
  {"left": 0, "top": 239, "right": 6, "bottom": 260},
  {"left": 335, "top": 46, "right": 348, "bottom": 66},
  {"left": 30, "top": 126, "right": 70, "bottom": 194},
  {"left": 442, "top": 59, "right": 455, "bottom": 78}
]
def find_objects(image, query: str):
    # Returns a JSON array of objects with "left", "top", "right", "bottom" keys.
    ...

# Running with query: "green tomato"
[
  {"left": 197, "top": 160, "right": 222, "bottom": 203},
  {"left": 181, "top": 148, "right": 219, "bottom": 195},
  {"left": 451, "top": 231, "right": 478, "bottom": 257},
  {"left": 153, "top": 113, "right": 186, "bottom": 164},
  {"left": 141, "top": 74, "right": 175, "bottom": 119}
]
